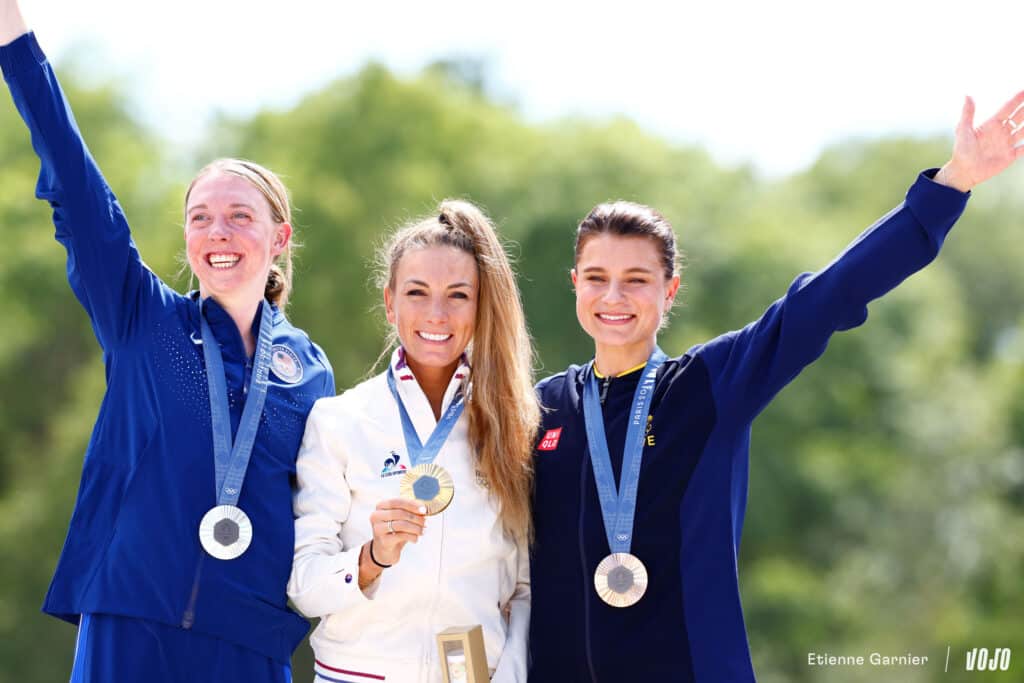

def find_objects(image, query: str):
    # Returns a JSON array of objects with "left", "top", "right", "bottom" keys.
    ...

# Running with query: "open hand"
[{"left": 936, "top": 91, "right": 1024, "bottom": 192}]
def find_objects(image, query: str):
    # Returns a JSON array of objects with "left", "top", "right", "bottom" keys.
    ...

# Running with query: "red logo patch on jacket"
[{"left": 538, "top": 427, "right": 563, "bottom": 452}]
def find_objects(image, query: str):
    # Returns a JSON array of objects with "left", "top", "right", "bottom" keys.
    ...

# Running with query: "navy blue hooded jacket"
[
  {"left": 529, "top": 171, "right": 969, "bottom": 681},
  {"left": 1, "top": 33, "right": 335, "bottom": 663}
]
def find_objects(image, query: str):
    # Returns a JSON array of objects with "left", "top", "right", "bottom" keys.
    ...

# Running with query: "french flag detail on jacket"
[
  {"left": 396, "top": 346, "right": 469, "bottom": 381},
  {"left": 315, "top": 659, "right": 385, "bottom": 681}
]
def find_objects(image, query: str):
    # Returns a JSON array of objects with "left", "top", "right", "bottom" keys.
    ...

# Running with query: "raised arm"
[
  {"left": 701, "top": 90, "right": 1024, "bottom": 423},
  {"left": 0, "top": 0, "right": 28, "bottom": 45},
  {"left": 0, "top": 2, "right": 172, "bottom": 351}
]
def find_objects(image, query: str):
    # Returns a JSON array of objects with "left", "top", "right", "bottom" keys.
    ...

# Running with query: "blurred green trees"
[{"left": 0, "top": 59, "right": 1021, "bottom": 682}]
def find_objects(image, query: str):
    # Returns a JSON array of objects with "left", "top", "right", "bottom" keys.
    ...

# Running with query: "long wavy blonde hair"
[{"left": 377, "top": 200, "right": 540, "bottom": 539}]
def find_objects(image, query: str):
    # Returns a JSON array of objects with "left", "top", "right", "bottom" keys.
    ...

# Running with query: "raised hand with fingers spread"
[{"left": 937, "top": 91, "right": 1024, "bottom": 191}]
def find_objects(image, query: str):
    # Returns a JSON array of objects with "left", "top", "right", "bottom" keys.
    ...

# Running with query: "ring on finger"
[{"left": 386, "top": 519, "right": 395, "bottom": 534}]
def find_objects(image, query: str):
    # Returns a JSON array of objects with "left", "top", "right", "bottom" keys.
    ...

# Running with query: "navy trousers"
[{"left": 70, "top": 613, "right": 292, "bottom": 683}]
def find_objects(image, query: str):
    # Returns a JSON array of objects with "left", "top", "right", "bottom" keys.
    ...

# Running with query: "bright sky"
[{"left": 22, "top": 0, "right": 1022, "bottom": 175}]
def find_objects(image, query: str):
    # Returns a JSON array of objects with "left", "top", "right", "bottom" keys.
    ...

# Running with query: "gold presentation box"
[{"left": 437, "top": 625, "right": 489, "bottom": 683}]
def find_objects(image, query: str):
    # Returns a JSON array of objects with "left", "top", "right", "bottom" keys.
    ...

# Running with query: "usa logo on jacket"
[{"left": 270, "top": 345, "right": 303, "bottom": 384}]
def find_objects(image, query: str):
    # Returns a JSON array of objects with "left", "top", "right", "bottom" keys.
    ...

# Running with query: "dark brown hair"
[{"left": 575, "top": 201, "right": 680, "bottom": 280}]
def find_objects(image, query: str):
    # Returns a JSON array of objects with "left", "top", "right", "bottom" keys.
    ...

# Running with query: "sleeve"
[
  {"left": 288, "top": 398, "right": 375, "bottom": 618},
  {"left": 0, "top": 32, "right": 171, "bottom": 351},
  {"left": 313, "top": 341, "right": 336, "bottom": 398},
  {"left": 701, "top": 169, "right": 970, "bottom": 423},
  {"left": 490, "top": 533, "right": 531, "bottom": 683}
]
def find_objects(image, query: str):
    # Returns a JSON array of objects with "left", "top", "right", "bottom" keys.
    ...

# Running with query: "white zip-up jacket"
[{"left": 289, "top": 350, "right": 529, "bottom": 683}]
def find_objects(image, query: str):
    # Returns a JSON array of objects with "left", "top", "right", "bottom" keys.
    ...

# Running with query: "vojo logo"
[{"left": 965, "top": 647, "right": 1011, "bottom": 672}]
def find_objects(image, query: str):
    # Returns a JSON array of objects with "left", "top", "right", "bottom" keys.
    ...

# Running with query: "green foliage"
[{"left": 1, "top": 59, "right": 1022, "bottom": 683}]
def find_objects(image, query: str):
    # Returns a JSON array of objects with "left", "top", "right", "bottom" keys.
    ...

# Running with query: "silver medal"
[{"left": 199, "top": 504, "right": 253, "bottom": 560}]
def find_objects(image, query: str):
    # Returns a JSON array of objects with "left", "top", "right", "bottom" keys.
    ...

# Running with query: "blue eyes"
[{"left": 188, "top": 212, "right": 252, "bottom": 225}]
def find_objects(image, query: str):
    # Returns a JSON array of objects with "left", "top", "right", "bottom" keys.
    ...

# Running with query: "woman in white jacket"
[{"left": 289, "top": 200, "right": 540, "bottom": 683}]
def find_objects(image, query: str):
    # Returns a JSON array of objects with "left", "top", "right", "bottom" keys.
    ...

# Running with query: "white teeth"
[
  {"left": 418, "top": 331, "right": 452, "bottom": 342},
  {"left": 208, "top": 254, "right": 240, "bottom": 269},
  {"left": 599, "top": 314, "right": 632, "bottom": 321}
]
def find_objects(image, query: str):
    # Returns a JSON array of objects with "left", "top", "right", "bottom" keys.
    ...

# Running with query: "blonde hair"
[
  {"left": 184, "top": 158, "right": 295, "bottom": 309},
  {"left": 377, "top": 200, "right": 540, "bottom": 540}
]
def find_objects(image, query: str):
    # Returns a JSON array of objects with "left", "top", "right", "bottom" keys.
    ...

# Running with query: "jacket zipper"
[
  {"left": 581, "top": 374, "right": 612, "bottom": 680},
  {"left": 243, "top": 358, "right": 252, "bottom": 395},
  {"left": 181, "top": 554, "right": 205, "bottom": 628},
  {"left": 579, "top": 439, "right": 599, "bottom": 683},
  {"left": 422, "top": 510, "right": 446, "bottom": 683}
]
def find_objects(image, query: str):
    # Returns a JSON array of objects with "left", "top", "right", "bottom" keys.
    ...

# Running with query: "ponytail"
[
  {"left": 265, "top": 260, "right": 292, "bottom": 308},
  {"left": 376, "top": 200, "right": 540, "bottom": 540}
]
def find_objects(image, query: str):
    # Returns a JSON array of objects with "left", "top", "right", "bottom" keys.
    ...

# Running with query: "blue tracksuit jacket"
[
  {"left": 529, "top": 170, "right": 969, "bottom": 681},
  {"left": 1, "top": 32, "right": 335, "bottom": 664}
]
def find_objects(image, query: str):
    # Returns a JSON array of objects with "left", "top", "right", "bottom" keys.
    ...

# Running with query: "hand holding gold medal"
[
  {"left": 357, "top": 497, "right": 428, "bottom": 587},
  {"left": 386, "top": 366, "right": 464, "bottom": 516},
  {"left": 400, "top": 463, "right": 455, "bottom": 515}
]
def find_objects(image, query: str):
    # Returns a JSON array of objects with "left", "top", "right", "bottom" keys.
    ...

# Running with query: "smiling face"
[
  {"left": 184, "top": 171, "right": 291, "bottom": 307},
  {"left": 572, "top": 233, "right": 680, "bottom": 370},
  {"left": 384, "top": 245, "right": 479, "bottom": 381}
]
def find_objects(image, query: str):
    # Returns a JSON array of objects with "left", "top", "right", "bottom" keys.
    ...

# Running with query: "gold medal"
[
  {"left": 594, "top": 552, "right": 648, "bottom": 607},
  {"left": 400, "top": 463, "right": 455, "bottom": 515}
]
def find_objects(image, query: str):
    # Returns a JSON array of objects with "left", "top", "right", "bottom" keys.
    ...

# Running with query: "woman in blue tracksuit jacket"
[
  {"left": 0, "top": 4, "right": 334, "bottom": 681},
  {"left": 527, "top": 92, "right": 1024, "bottom": 681}
]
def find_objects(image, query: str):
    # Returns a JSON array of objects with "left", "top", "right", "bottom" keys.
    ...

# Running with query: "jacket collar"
[
  {"left": 389, "top": 347, "right": 470, "bottom": 443},
  {"left": 188, "top": 291, "right": 281, "bottom": 360}
]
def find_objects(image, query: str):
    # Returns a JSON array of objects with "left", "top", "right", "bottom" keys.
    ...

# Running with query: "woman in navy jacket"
[
  {"left": 0, "top": 2, "right": 334, "bottom": 681},
  {"left": 527, "top": 91, "right": 1024, "bottom": 682}
]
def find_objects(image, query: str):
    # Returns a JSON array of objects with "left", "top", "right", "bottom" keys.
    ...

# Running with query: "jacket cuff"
[
  {"left": 905, "top": 168, "right": 970, "bottom": 243},
  {"left": 289, "top": 546, "right": 373, "bottom": 617},
  {"left": 0, "top": 31, "right": 46, "bottom": 80}
]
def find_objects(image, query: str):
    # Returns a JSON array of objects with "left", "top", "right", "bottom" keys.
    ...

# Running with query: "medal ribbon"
[
  {"left": 201, "top": 299, "right": 275, "bottom": 507},
  {"left": 386, "top": 364, "right": 465, "bottom": 467},
  {"left": 582, "top": 348, "right": 667, "bottom": 554}
]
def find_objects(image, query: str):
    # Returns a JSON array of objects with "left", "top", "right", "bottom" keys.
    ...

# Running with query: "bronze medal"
[{"left": 594, "top": 552, "right": 648, "bottom": 607}]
